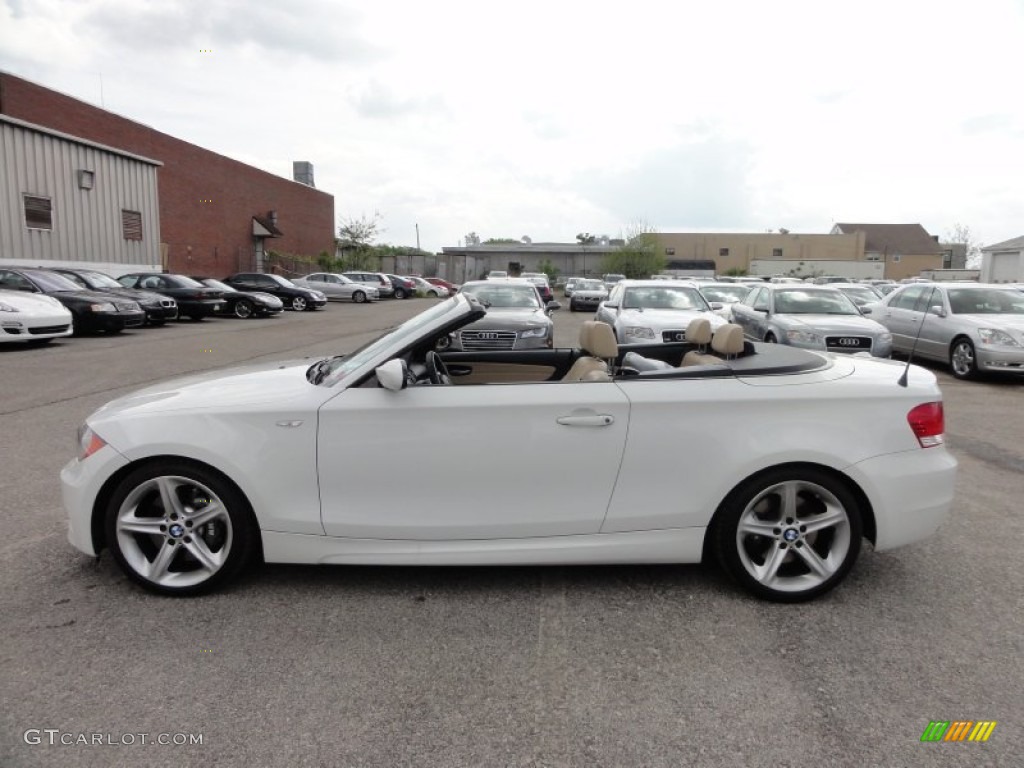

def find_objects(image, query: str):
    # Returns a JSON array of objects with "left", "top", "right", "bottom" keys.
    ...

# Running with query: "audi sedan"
[
  {"left": 450, "top": 280, "right": 557, "bottom": 350},
  {"left": 866, "top": 282, "right": 1024, "bottom": 379},
  {"left": 61, "top": 292, "right": 956, "bottom": 602},
  {"left": 730, "top": 284, "right": 892, "bottom": 357},
  {"left": 595, "top": 280, "right": 726, "bottom": 344}
]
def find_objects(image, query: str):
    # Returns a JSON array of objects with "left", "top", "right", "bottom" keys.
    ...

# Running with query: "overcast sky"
[{"left": 2, "top": 0, "right": 1022, "bottom": 252}]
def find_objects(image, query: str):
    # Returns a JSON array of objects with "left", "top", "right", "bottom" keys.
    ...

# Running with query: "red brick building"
[{"left": 0, "top": 72, "right": 334, "bottom": 276}]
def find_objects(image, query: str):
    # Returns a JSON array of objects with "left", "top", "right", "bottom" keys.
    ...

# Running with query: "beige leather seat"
[
  {"left": 563, "top": 321, "right": 618, "bottom": 382},
  {"left": 681, "top": 323, "right": 744, "bottom": 366},
  {"left": 679, "top": 318, "right": 713, "bottom": 366}
]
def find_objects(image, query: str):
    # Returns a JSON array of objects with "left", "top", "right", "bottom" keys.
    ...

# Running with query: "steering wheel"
[{"left": 425, "top": 350, "right": 451, "bottom": 385}]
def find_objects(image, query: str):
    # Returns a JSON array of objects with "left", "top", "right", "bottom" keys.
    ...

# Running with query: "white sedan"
[
  {"left": 62, "top": 294, "right": 956, "bottom": 602},
  {"left": 0, "top": 288, "right": 73, "bottom": 344}
]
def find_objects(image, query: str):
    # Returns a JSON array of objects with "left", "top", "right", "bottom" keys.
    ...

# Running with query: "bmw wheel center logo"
[
  {"left": 783, "top": 528, "right": 799, "bottom": 542},
  {"left": 169, "top": 523, "right": 185, "bottom": 538}
]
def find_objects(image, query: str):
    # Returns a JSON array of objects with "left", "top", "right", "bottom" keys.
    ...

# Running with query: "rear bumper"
[{"left": 845, "top": 446, "right": 957, "bottom": 551}]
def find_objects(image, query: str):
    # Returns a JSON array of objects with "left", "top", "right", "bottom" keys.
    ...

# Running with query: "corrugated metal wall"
[{"left": 0, "top": 120, "right": 160, "bottom": 266}]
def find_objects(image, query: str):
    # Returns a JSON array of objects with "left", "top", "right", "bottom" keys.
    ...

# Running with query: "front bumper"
[
  {"left": 61, "top": 444, "right": 130, "bottom": 556},
  {"left": 84, "top": 310, "right": 146, "bottom": 331},
  {"left": 844, "top": 446, "right": 957, "bottom": 551},
  {"left": 977, "top": 344, "right": 1024, "bottom": 374},
  {"left": 143, "top": 305, "right": 179, "bottom": 321}
]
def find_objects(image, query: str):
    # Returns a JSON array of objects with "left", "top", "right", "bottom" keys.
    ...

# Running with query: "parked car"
[
  {"left": 48, "top": 267, "right": 178, "bottom": 325},
  {"left": 568, "top": 279, "right": 608, "bottom": 312},
  {"left": 730, "top": 284, "right": 892, "bottom": 357},
  {"left": 595, "top": 280, "right": 726, "bottom": 344},
  {"left": 190, "top": 277, "right": 284, "bottom": 318},
  {"left": 0, "top": 267, "right": 145, "bottom": 333},
  {"left": 452, "top": 280, "right": 557, "bottom": 349},
  {"left": 563, "top": 277, "right": 584, "bottom": 297},
  {"left": 408, "top": 276, "right": 448, "bottom": 297},
  {"left": 486, "top": 270, "right": 508, "bottom": 280},
  {"left": 602, "top": 273, "right": 627, "bottom": 292},
  {"left": 830, "top": 283, "right": 884, "bottom": 309},
  {"left": 866, "top": 282, "right": 1024, "bottom": 379},
  {"left": 0, "top": 288, "right": 73, "bottom": 344},
  {"left": 521, "top": 275, "right": 554, "bottom": 303},
  {"left": 384, "top": 275, "right": 416, "bottom": 300},
  {"left": 61, "top": 292, "right": 956, "bottom": 602},
  {"left": 342, "top": 272, "right": 394, "bottom": 298},
  {"left": 117, "top": 273, "right": 227, "bottom": 321},
  {"left": 291, "top": 273, "right": 378, "bottom": 303},
  {"left": 222, "top": 273, "right": 327, "bottom": 311},
  {"left": 425, "top": 277, "right": 459, "bottom": 294},
  {"left": 697, "top": 283, "right": 755, "bottom": 320}
]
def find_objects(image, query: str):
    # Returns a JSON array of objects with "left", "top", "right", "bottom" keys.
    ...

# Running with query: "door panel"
[{"left": 317, "top": 382, "right": 630, "bottom": 539}]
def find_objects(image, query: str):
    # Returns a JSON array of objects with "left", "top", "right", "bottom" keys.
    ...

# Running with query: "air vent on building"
[
  {"left": 24, "top": 195, "right": 53, "bottom": 230},
  {"left": 122, "top": 210, "right": 143, "bottom": 240},
  {"left": 293, "top": 161, "right": 315, "bottom": 187}
]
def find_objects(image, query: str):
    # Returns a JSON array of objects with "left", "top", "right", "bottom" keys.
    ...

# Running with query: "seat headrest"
[
  {"left": 685, "top": 317, "right": 712, "bottom": 345},
  {"left": 579, "top": 320, "right": 618, "bottom": 358},
  {"left": 711, "top": 324, "right": 745, "bottom": 356}
]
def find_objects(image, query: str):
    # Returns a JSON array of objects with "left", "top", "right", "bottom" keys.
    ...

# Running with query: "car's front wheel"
[
  {"left": 104, "top": 461, "right": 257, "bottom": 596},
  {"left": 714, "top": 467, "right": 862, "bottom": 602},
  {"left": 352, "top": 290, "right": 366, "bottom": 304},
  {"left": 291, "top": 296, "right": 307, "bottom": 311},
  {"left": 950, "top": 337, "right": 977, "bottom": 380},
  {"left": 393, "top": 288, "right": 407, "bottom": 300},
  {"left": 233, "top": 299, "right": 254, "bottom": 319}
]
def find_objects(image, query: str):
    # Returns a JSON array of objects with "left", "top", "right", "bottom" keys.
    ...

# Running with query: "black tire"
[
  {"left": 291, "top": 296, "right": 308, "bottom": 312},
  {"left": 352, "top": 291, "right": 366, "bottom": 304},
  {"left": 713, "top": 466, "right": 862, "bottom": 602},
  {"left": 764, "top": 332, "right": 777, "bottom": 343},
  {"left": 233, "top": 299, "right": 255, "bottom": 319},
  {"left": 393, "top": 288, "right": 407, "bottom": 300},
  {"left": 25, "top": 338, "right": 54, "bottom": 346},
  {"left": 949, "top": 337, "right": 978, "bottom": 380},
  {"left": 570, "top": 302, "right": 578, "bottom": 312},
  {"left": 104, "top": 460, "right": 257, "bottom": 597},
  {"left": 429, "top": 290, "right": 440, "bottom": 297},
  {"left": 188, "top": 314, "right": 204, "bottom": 322},
  {"left": 148, "top": 318, "right": 166, "bottom": 327}
]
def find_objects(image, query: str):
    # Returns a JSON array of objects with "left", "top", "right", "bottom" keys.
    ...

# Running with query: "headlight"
[
  {"left": 978, "top": 328, "right": 1019, "bottom": 347},
  {"left": 0, "top": 301, "right": 16, "bottom": 312},
  {"left": 786, "top": 329, "right": 823, "bottom": 345},
  {"left": 124, "top": 301, "right": 140, "bottom": 311},
  {"left": 312, "top": 291, "right": 326, "bottom": 300},
  {"left": 879, "top": 332, "right": 892, "bottom": 342},
  {"left": 520, "top": 326, "right": 547, "bottom": 338},
  {"left": 623, "top": 326, "right": 655, "bottom": 339},
  {"left": 77, "top": 425, "right": 108, "bottom": 461},
  {"left": 89, "top": 302, "right": 116, "bottom": 312}
]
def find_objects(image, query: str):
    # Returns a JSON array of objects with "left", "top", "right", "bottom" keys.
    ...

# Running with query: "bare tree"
[
  {"left": 945, "top": 223, "right": 983, "bottom": 269},
  {"left": 338, "top": 212, "right": 384, "bottom": 249}
]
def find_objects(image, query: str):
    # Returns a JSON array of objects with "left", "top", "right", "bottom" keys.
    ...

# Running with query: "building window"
[
  {"left": 772, "top": 248, "right": 783, "bottom": 258},
  {"left": 719, "top": 247, "right": 729, "bottom": 257},
  {"left": 665, "top": 247, "right": 675, "bottom": 256},
  {"left": 892, "top": 253, "right": 901, "bottom": 263},
  {"left": 121, "top": 210, "right": 143, "bottom": 241},
  {"left": 866, "top": 253, "right": 881, "bottom": 261},
  {"left": 24, "top": 195, "right": 53, "bottom": 230}
]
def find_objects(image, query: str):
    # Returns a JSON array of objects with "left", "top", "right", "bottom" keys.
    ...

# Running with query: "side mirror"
[
  {"left": 709, "top": 302, "right": 724, "bottom": 311},
  {"left": 546, "top": 300, "right": 561, "bottom": 312},
  {"left": 376, "top": 359, "right": 409, "bottom": 391},
  {"left": 928, "top": 305, "right": 946, "bottom": 318},
  {"left": 604, "top": 302, "right": 619, "bottom": 310}
]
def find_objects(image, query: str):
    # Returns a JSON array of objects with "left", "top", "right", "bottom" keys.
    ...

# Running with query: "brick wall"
[{"left": 0, "top": 73, "right": 335, "bottom": 276}]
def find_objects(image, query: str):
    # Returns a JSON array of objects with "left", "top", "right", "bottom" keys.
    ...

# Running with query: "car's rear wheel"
[
  {"left": 714, "top": 467, "right": 862, "bottom": 602},
  {"left": 764, "top": 332, "right": 777, "bottom": 343},
  {"left": 950, "top": 337, "right": 977, "bottom": 380},
  {"left": 352, "top": 290, "right": 366, "bottom": 304},
  {"left": 291, "top": 296, "right": 307, "bottom": 311},
  {"left": 393, "top": 288, "right": 407, "bottom": 300},
  {"left": 233, "top": 299, "right": 254, "bottom": 319},
  {"left": 104, "top": 461, "right": 256, "bottom": 596}
]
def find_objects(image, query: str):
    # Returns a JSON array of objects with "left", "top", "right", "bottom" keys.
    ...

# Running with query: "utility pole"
[{"left": 415, "top": 223, "right": 420, "bottom": 251}]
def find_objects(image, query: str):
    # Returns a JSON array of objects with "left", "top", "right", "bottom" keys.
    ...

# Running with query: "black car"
[
  {"left": 117, "top": 273, "right": 227, "bottom": 320},
  {"left": 222, "top": 273, "right": 327, "bottom": 311},
  {"left": 190, "top": 277, "right": 284, "bottom": 319},
  {"left": 0, "top": 267, "right": 145, "bottom": 333},
  {"left": 384, "top": 274, "right": 416, "bottom": 300},
  {"left": 48, "top": 267, "right": 178, "bottom": 325}
]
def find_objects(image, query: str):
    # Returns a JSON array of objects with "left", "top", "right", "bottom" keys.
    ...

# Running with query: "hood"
[
  {"left": 955, "top": 314, "right": 1024, "bottom": 336},
  {"left": 110, "top": 288, "right": 173, "bottom": 304},
  {"left": 50, "top": 289, "right": 133, "bottom": 305},
  {"left": 463, "top": 307, "right": 551, "bottom": 331},
  {"left": 0, "top": 291, "right": 70, "bottom": 315},
  {"left": 90, "top": 360, "right": 322, "bottom": 420},
  {"left": 618, "top": 308, "right": 725, "bottom": 330},
  {"left": 782, "top": 314, "right": 887, "bottom": 334}
]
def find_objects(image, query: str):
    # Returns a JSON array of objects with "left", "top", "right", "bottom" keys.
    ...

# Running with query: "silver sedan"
[
  {"left": 292, "top": 273, "right": 379, "bottom": 303},
  {"left": 866, "top": 282, "right": 1024, "bottom": 379}
]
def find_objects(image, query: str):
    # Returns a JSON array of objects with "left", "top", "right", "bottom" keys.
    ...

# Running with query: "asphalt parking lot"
[{"left": 2, "top": 299, "right": 1022, "bottom": 767}]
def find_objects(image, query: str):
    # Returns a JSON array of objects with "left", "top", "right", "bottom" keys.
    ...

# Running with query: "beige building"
[
  {"left": 653, "top": 231, "right": 865, "bottom": 276},
  {"left": 831, "top": 223, "right": 944, "bottom": 281}
]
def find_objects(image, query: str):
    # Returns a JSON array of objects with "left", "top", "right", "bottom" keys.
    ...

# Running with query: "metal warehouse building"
[{"left": 1, "top": 114, "right": 162, "bottom": 274}]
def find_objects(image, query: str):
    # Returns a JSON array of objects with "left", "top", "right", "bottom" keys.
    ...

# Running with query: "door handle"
[{"left": 557, "top": 414, "right": 615, "bottom": 427}]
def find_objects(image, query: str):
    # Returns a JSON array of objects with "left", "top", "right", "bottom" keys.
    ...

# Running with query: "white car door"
[{"left": 317, "top": 382, "right": 630, "bottom": 539}]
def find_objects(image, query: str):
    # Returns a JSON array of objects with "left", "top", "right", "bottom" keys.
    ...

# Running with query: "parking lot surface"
[{"left": 2, "top": 300, "right": 1022, "bottom": 767}]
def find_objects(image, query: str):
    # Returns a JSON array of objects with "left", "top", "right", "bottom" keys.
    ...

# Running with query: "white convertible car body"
[
  {"left": 62, "top": 294, "right": 957, "bottom": 601},
  {"left": 0, "top": 288, "right": 73, "bottom": 343}
]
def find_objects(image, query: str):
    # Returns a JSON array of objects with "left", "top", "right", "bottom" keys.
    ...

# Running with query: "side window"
[
  {"left": 140, "top": 276, "right": 161, "bottom": 290},
  {"left": 0, "top": 271, "right": 33, "bottom": 290},
  {"left": 308, "top": 274, "right": 323, "bottom": 282},
  {"left": 608, "top": 284, "right": 622, "bottom": 304},
  {"left": 893, "top": 286, "right": 923, "bottom": 310},
  {"left": 63, "top": 273, "right": 88, "bottom": 288},
  {"left": 257, "top": 276, "right": 275, "bottom": 287},
  {"left": 752, "top": 288, "right": 769, "bottom": 310},
  {"left": 118, "top": 275, "right": 138, "bottom": 288}
]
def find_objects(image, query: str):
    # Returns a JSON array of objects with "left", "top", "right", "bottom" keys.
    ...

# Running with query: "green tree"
[
  {"left": 601, "top": 220, "right": 665, "bottom": 279},
  {"left": 484, "top": 238, "right": 521, "bottom": 245},
  {"left": 536, "top": 258, "right": 559, "bottom": 283},
  {"left": 336, "top": 212, "right": 385, "bottom": 271}
]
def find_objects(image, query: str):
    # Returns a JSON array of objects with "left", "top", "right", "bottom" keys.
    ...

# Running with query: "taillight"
[{"left": 907, "top": 402, "right": 944, "bottom": 447}]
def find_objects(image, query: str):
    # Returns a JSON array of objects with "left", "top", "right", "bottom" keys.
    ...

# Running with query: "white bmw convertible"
[{"left": 62, "top": 294, "right": 957, "bottom": 602}]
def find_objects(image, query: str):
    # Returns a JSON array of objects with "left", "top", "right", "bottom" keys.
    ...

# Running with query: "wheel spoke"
[
  {"left": 755, "top": 542, "right": 787, "bottom": 585},
  {"left": 795, "top": 544, "right": 834, "bottom": 579},
  {"left": 738, "top": 518, "right": 777, "bottom": 537},
  {"left": 802, "top": 505, "right": 847, "bottom": 534},
  {"left": 184, "top": 537, "right": 224, "bottom": 573},
  {"left": 118, "top": 515, "right": 165, "bottom": 536},
  {"left": 189, "top": 502, "right": 224, "bottom": 527},
  {"left": 156, "top": 477, "right": 185, "bottom": 517},
  {"left": 780, "top": 483, "right": 799, "bottom": 519},
  {"left": 147, "top": 541, "right": 178, "bottom": 581}
]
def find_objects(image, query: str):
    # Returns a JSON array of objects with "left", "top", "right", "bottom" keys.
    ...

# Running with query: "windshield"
[
  {"left": 77, "top": 270, "right": 122, "bottom": 289},
  {"left": 701, "top": 285, "right": 751, "bottom": 303},
  {"left": 837, "top": 286, "right": 881, "bottom": 304},
  {"left": 200, "top": 279, "right": 233, "bottom": 291},
  {"left": 577, "top": 280, "right": 605, "bottom": 291},
  {"left": 317, "top": 298, "right": 466, "bottom": 385},
  {"left": 948, "top": 288, "right": 1024, "bottom": 315},
  {"left": 163, "top": 275, "right": 204, "bottom": 288},
  {"left": 270, "top": 274, "right": 297, "bottom": 288},
  {"left": 460, "top": 283, "right": 541, "bottom": 308},
  {"left": 622, "top": 286, "right": 709, "bottom": 311},
  {"left": 774, "top": 289, "right": 860, "bottom": 315},
  {"left": 23, "top": 270, "right": 82, "bottom": 292}
]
